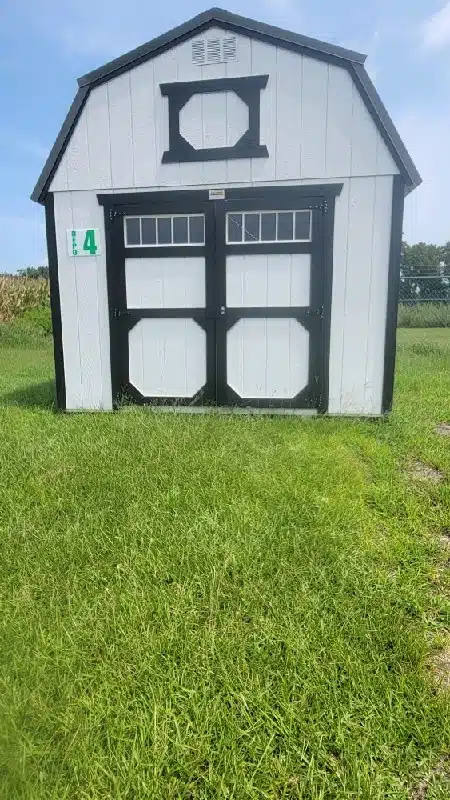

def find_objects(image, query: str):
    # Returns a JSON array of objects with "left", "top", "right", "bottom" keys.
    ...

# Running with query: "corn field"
[{"left": 0, "top": 276, "right": 49, "bottom": 322}]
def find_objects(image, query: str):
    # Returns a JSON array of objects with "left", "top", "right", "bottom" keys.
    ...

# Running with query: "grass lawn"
[{"left": 0, "top": 328, "right": 449, "bottom": 799}]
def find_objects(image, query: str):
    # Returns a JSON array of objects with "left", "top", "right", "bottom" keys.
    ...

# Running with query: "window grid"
[
  {"left": 124, "top": 214, "right": 205, "bottom": 247},
  {"left": 226, "top": 210, "right": 312, "bottom": 244}
]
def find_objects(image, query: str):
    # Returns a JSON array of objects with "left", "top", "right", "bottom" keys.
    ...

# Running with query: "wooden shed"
[{"left": 32, "top": 7, "right": 421, "bottom": 415}]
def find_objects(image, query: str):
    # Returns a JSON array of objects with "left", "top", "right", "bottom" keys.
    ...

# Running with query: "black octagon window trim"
[{"left": 160, "top": 75, "right": 269, "bottom": 164}]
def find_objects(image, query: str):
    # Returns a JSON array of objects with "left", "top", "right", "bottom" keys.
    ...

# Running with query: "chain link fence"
[{"left": 399, "top": 265, "right": 450, "bottom": 304}]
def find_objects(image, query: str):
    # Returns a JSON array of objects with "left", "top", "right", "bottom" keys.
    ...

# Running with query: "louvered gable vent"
[
  {"left": 191, "top": 40, "right": 205, "bottom": 65},
  {"left": 191, "top": 36, "right": 237, "bottom": 65}
]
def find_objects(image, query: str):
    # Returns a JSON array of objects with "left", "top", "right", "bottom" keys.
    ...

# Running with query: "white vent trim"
[{"left": 191, "top": 36, "right": 237, "bottom": 65}]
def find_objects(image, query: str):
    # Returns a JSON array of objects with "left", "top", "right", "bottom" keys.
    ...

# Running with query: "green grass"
[
  {"left": 398, "top": 302, "right": 450, "bottom": 328},
  {"left": 0, "top": 328, "right": 449, "bottom": 799}
]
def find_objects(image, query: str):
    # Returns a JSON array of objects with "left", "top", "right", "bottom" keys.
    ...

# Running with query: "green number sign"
[
  {"left": 67, "top": 228, "right": 102, "bottom": 257},
  {"left": 83, "top": 229, "right": 98, "bottom": 255}
]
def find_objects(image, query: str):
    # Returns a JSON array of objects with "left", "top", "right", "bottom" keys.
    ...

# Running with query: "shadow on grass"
[{"left": 1, "top": 380, "right": 56, "bottom": 410}]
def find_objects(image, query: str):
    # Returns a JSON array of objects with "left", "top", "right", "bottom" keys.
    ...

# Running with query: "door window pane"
[
  {"left": 173, "top": 216, "right": 189, "bottom": 244},
  {"left": 227, "top": 214, "right": 243, "bottom": 242},
  {"left": 295, "top": 211, "right": 311, "bottom": 240},
  {"left": 125, "top": 218, "right": 140, "bottom": 246},
  {"left": 157, "top": 217, "right": 172, "bottom": 245},
  {"left": 261, "top": 213, "right": 276, "bottom": 241},
  {"left": 125, "top": 214, "right": 205, "bottom": 247},
  {"left": 244, "top": 213, "right": 260, "bottom": 242},
  {"left": 189, "top": 215, "right": 205, "bottom": 243},
  {"left": 141, "top": 217, "right": 156, "bottom": 245},
  {"left": 277, "top": 212, "right": 294, "bottom": 240},
  {"left": 226, "top": 210, "right": 312, "bottom": 245}
]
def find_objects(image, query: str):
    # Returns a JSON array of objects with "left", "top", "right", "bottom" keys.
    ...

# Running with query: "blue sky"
[{"left": 0, "top": 0, "right": 449, "bottom": 272}]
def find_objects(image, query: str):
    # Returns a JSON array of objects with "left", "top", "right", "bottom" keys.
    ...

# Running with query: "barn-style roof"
[{"left": 31, "top": 7, "right": 421, "bottom": 203}]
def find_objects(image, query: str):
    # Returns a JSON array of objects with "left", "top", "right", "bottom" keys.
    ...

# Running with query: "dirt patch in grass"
[
  {"left": 435, "top": 423, "right": 450, "bottom": 437},
  {"left": 410, "top": 756, "right": 450, "bottom": 799},
  {"left": 409, "top": 461, "right": 445, "bottom": 484},
  {"left": 431, "top": 645, "right": 450, "bottom": 693},
  {"left": 440, "top": 528, "right": 450, "bottom": 548}
]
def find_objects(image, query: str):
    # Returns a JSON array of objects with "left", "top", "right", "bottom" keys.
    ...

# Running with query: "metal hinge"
[
  {"left": 109, "top": 208, "right": 125, "bottom": 220},
  {"left": 113, "top": 308, "right": 130, "bottom": 320},
  {"left": 306, "top": 306, "right": 324, "bottom": 318}
]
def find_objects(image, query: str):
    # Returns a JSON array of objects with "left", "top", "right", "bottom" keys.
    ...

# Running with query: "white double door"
[{"left": 112, "top": 195, "right": 323, "bottom": 408}]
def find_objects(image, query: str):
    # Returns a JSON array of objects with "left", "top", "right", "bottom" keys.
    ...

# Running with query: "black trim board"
[
  {"left": 31, "top": 8, "right": 421, "bottom": 203},
  {"left": 349, "top": 64, "right": 421, "bottom": 193},
  {"left": 102, "top": 184, "right": 337, "bottom": 412},
  {"left": 161, "top": 75, "right": 268, "bottom": 163},
  {"left": 98, "top": 183, "right": 344, "bottom": 208},
  {"left": 382, "top": 175, "right": 405, "bottom": 414},
  {"left": 32, "top": 87, "right": 89, "bottom": 205},
  {"left": 45, "top": 194, "right": 66, "bottom": 411}
]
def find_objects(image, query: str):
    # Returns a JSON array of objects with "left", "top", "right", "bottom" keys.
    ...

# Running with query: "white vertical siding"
[
  {"left": 129, "top": 318, "right": 206, "bottom": 397},
  {"left": 327, "top": 179, "right": 350, "bottom": 414},
  {"left": 363, "top": 176, "right": 393, "bottom": 412},
  {"left": 339, "top": 177, "right": 377, "bottom": 414},
  {"left": 108, "top": 73, "right": 134, "bottom": 189},
  {"left": 275, "top": 49, "right": 302, "bottom": 181},
  {"left": 86, "top": 85, "right": 112, "bottom": 190},
  {"left": 225, "top": 33, "right": 252, "bottom": 184},
  {"left": 47, "top": 25, "right": 399, "bottom": 415},
  {"left": 226, "top": 253, "right": 310, "bottom": 307},
  {"left": 53, "top": 176, "right": 392, "bottom": 414},
  {"left": 227, "top": 318, "right": 309, "bottom": 399},
  {"left": 125, "top": 257, "right": 205, "bottom": 309},
  {"left": 50, "top": 30, "right": 399, "bottom": 193},
  {"left": 130, "top": 61, "right": 157, "bottom": 187},
  {"left": 301, "top": 58, "right": 329, "bottom": 180},
  {"left": 179, "top": 92, "right": 248, "bottom": 150},
  {"left": 153, "top": 48, "right": 179, "bottom": 187},
  {"left": 65, "top": 111, "right": 90, "bottom": 191},
  {"left": 350, "top": 90, "right": 379, "bottom": 177},
  {"left": 53, "top": 192, "right": 82, "bottom": 405},
  {"left": 54, "top": 190, "right": 112, "bottom": 410},
  {"left": 250, "top": 39, "right": 277, "bottom": 183},
  {"left": 328, "top": 175, "right": 394, "bottom": 415},
  {"left": 325, "top": 67, "right": 353, "bottom": 178},
  {"left": 198, "top": 53, "right": 228, "bottom": 186}
]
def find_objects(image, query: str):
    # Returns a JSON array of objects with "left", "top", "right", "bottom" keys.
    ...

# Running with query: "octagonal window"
[{"left": 179, "top": 91, "right": 248, "bottom": 150}]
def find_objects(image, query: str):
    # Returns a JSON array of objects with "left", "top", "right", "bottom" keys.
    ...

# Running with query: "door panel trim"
[{"left": 101, "top": 184, "right": 341, "bottom": 411}]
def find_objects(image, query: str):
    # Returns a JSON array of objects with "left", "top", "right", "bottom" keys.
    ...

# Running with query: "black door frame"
[{"left": 99, "top": 184, "right": 342, "bottom": 412}]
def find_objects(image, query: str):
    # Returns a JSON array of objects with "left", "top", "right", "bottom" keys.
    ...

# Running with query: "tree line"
[
  {"left": 401, "top": 241, "right": 450, "bottom": 302},
  {"left": 11, "top": 240, "right": 450, "bottom": 302}
]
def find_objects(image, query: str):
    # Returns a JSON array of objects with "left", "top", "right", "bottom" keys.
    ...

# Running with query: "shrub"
[
  {"left": 20, "top": 305, "right": 52, "bottom": 335},
  {"left": 0, "top": 276, "right": 49, "bottom": 322},
  {"left": 397, "top": 303, "right": 450, "bottom": 328},
  {"left": 18, "top": 265, "right": 50, "bottom": 280},
  {"left": 0, "top": 319, "right": 50, "bottom": 347}
]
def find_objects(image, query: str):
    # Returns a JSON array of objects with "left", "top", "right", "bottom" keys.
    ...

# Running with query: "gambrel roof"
[{"left": 31, "top": 7, "right": 421, "bottom": 203}]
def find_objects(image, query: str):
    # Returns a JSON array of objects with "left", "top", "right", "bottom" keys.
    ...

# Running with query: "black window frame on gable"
[{"left": 160, "top": 75, "right": 269, "bottom": 164}]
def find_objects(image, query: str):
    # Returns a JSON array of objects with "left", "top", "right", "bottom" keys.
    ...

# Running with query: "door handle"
[{"left": 220, "top": 306, "right": 226, "bottom": 316}]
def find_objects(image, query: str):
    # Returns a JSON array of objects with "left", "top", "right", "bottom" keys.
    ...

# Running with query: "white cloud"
[
  {"left": 421, "top": 2, "right": 450, "bottom": 51},
  {"left": 398, "top": 108, "right": 450, "bottom": 244},
  {"left": 0, "top": 128, "right": 48, "bottom": 161},
  {"left": 26, "top": 0, "right": 178, "bottom": 60},
  {"left": 30, "top": 0, "right": 305, "bottom": 60}
]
